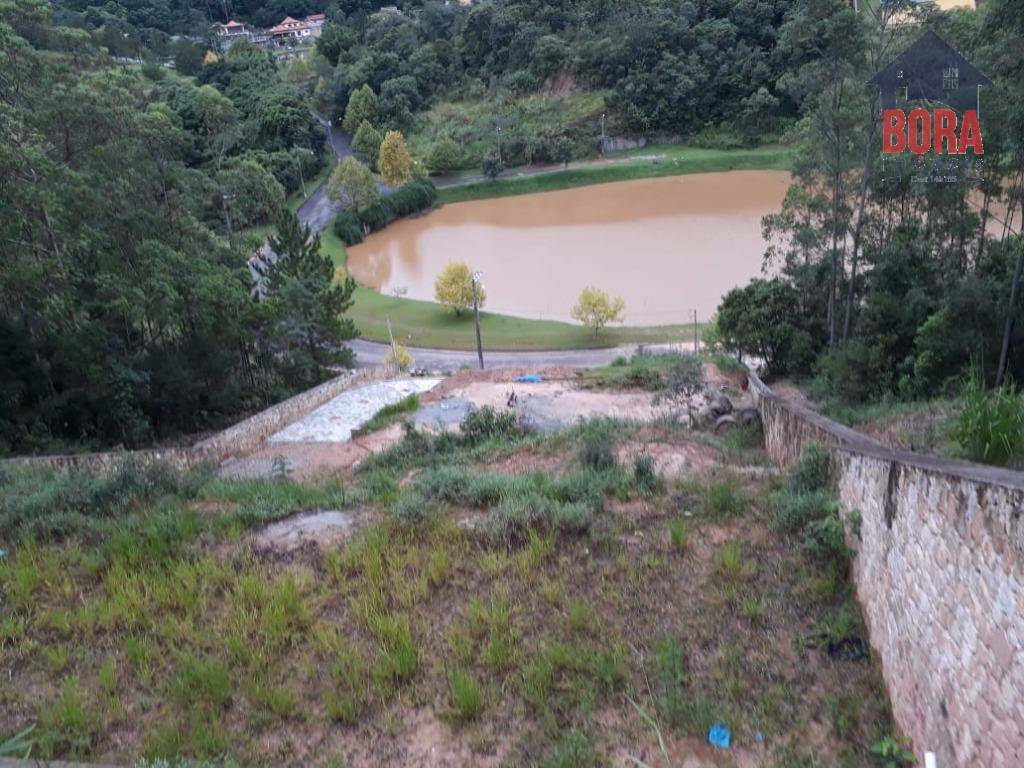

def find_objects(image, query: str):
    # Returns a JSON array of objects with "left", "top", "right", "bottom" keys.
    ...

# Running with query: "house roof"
[{"left": 867, "top": 29, "right": 991, "bottom": 112}]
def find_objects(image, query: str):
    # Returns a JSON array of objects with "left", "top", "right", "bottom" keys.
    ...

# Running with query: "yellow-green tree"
[
  {"left": 378, "top": 130, "right": 413, "bottom": 186},
  {"left": 571, "top": 286, "right": 625, "bottom": 335},
  {"left": 327, "top": 157, "right": 379, "bottom": 211},
  {"left": 434, "top": 262, "right": 485, "bottom": 316}
]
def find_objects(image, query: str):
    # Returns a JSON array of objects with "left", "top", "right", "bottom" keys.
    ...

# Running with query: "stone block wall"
[
  {"left": 750, "top": 372, "right": 1024, "bottom": 767},
  {"left": 2, "top": 367, "right": 390, "bottom": 473}
]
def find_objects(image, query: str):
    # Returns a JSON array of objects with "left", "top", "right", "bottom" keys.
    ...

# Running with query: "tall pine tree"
[{"left": 261, "top": 211, "right": 359, "bottom": 387}]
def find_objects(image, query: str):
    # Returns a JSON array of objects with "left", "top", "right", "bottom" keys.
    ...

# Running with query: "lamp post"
[
  {"left": 600, "top": 112, "right": 606, "bottom": 155},
  {"left": 471, "top": 270, "right": 484, "bottom": 370},
  {"left": 496, "top": 125, "right": 502, "bottom": 165}
]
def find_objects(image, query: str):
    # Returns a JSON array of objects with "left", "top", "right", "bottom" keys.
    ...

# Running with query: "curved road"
[{"left": 296, "top": 118, "right": 352, "bottom": 233}]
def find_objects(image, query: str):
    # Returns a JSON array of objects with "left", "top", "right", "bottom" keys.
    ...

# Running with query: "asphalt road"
[
  {"left": 349, "top": 338, "right": 694, "bottom": 371},
  {"left": 295, "top": 118, "right": 352, "bottom": 233}
]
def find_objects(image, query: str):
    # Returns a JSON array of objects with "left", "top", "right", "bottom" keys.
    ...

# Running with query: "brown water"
[{"left": 347, "top": 171, "right": 791, "bottom": 324}]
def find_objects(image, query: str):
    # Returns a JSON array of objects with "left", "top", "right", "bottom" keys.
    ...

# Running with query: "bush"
[
  {"left": 787, "top": 443, "right": 831, "bottom": 493},
  {"left": 339, "top": 181, "right": 437, "bottom": 243},
  {"left": 447, "top": 668, "right": 484, "bottom": 721},
  {"left": 578, "top": 419, "right": 617, "bottom": 471},
  {"left": 770, "top": 489, "right": 839, "bottom": 533},
  {"left": 633, "top": 452, "right": 664, "bottom": 495},
  {"left": 332, "top": 212, "right": 363, "bottom": 246},
  {"left": 950, "top": 376, "right": 1024, "bottom": 467},
  {"left": 460, "top": 406, "right": 526, "bottom": 444}
]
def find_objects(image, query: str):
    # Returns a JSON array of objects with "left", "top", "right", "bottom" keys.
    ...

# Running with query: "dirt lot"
[
  {"left": 0, "top": 393, "right": 896, "bottom": 766},
  {"left": 221, "top": 364, "right": 756, "bottom": 481}
]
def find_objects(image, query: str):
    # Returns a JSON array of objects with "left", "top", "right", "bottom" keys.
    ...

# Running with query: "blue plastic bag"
[
  {"left": 516, "top": 374, "right": 543, "bottom": 383},
  {"left": 708, "top": 722, "right": 731, "bottom": 749}
]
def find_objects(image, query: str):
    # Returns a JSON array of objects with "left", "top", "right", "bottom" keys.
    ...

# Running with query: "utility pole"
[
  {"left": 600, "top": 113, "right": 606, "bottom": 155},
  {"left": 495, "top": 125, "right": 502, "bottom": 166},
  {"left": 472, "top": 271, "right": 484, "bottom": 370},
  {"left": 386, "top": 316, "right": 400, "bottom": 375},
  {"left": 693, "top": 310, "right": 698, "bottom": 353}
]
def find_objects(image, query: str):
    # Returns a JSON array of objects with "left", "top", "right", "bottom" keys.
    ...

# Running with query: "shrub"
[
  {"left": 578, "top": 419, "right": 617, "bottom": 471},
  {"left": 770, "top": 489, "right": 839, "bottom": 533},
  {"left": 332, "top": 212, "right": 363, "bottom": 246},
  {"left": 371, "top": 615, "right": 420, "bottom": 691},
  {"left": 701, "top": 478, "right": 745, "bottom": 519},
  {"left": 350, "top": 180, "right": 437, "bottom": 237},
  {"left": 652, "top": 634, "right": 717, "bottom": 735},
  {"left": 633, "top": 452, "right": 664, "bottom": 495},
  {"left": 950, "top": 375, "right": 1024, "bottom": 467},
  {"left": 447, "top": 668, "right": 484, "bottom": 721},
  {"left": 667, "top": 518, "right": 688, "bottom": 552},
  {"left": 427, "top": 136, "right": 463, "bottom": 174},
  {"left": 787, "top": 444, "right": 831, "bottom": 493},
  {"left": 460, "top": 406, "right": 525, "bottom": 444}
]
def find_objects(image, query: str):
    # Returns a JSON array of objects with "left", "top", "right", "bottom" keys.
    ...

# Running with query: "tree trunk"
[{"left": 995, "top": 240, "right": 1024, "bottom": 388}]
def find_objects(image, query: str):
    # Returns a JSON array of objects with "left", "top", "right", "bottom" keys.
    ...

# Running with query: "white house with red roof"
[
  {"left": 212, "top": 20, "right": 250, "bottom": 39},
  {"left": 268, "top": 14, "right": 325, "bottom": 45}
]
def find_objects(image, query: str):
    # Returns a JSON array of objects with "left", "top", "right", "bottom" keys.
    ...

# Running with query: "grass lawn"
[
  {"left": 320, "top": 223, "right": 699, "bottom": 351},
  {"left": 0, "top": 403, "right": 898, "bottom": 766},
  {"left": 437, "top": 144, "right": 794, "bottom": 204}
]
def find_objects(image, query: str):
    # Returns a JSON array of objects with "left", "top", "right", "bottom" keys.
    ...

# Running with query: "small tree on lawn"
[
  {"left": 379, "top": 130, "right": 413, "bottom": 186},
  {"left": 435, "top": 261, "right": 485, "bottom": 316},
  {"left": 352, "top": 120, "right": 382, "bottom": 170},
  {"left": 327, "top": 157, "right": 379, "bottom": 212},
  {"left": 571, "top": 286, "right": 625, "bottom": 336}
]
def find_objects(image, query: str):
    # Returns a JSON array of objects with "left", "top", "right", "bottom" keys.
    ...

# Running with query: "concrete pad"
[{"left": 268, "top": 378, "right": 441, "bottom": 444}]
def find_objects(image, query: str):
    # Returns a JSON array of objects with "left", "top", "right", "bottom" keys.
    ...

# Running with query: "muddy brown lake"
[{"left": 347, "top": 170, "right": 791, "bottom": 324}]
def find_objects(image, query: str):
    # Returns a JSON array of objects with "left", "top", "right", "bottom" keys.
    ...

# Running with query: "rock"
[
  {"left": 709, "top": 392, "right": 733, "bottom": 416},
  {"left": 714, "top": 414, "right": 737, "bottom": 434},
  {"left": 691, "top": 404, "right": 716, "bottom": 430},
  {"left": 735, "top": 407, "right": 761, "bottom": 427}
]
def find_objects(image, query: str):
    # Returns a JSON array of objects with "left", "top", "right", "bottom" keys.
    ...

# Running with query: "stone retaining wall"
[
  {"left": 2, "top": 367, "right": 390, "bottom": 473},
  {"left": 749, "top": 372, "right": 1024, "bottom": 767}
]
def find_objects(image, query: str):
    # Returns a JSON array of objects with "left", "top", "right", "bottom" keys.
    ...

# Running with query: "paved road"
[
  {"left": 296, "top": 118, "right": 352, "bottom": 233},
  {"left": 349, "top": 338, "right": 694, "bottom": 371}
]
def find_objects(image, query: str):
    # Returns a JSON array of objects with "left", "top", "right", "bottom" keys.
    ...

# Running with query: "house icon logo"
[{"left": 867, "top": 29, "right": 990, "bottom": 156}]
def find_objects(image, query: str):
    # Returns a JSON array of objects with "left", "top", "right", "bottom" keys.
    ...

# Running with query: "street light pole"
[
  {"left": 600, "top": 112, "right": 606, "bottom": 155},
  {"left": 472, "top": 271, "right": 484, "bottom": 370}
]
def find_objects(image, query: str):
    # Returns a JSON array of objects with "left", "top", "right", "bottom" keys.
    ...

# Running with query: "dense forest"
[
  {"left": 313, "top": 0, "right": 806, "bottom": 168},
  {"left": 44, "top": 0, "right": 814, "bottom": 166},
  {"left": 713, "top": 0, "right": 1024, "bottom": 418},
  {"left": 0, "top": 0, "right": 354, "bottom": 454}
]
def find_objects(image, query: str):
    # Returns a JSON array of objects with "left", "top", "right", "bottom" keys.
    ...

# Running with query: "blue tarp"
[
  {"left": 708, "top": 722, "right": 731, "bottom": 749},
  {"left": 516, "top": 374, "right": 543, "bottom": 383}
]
